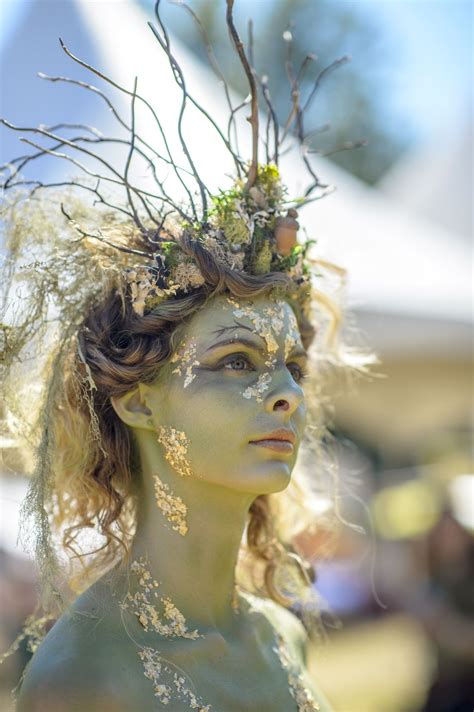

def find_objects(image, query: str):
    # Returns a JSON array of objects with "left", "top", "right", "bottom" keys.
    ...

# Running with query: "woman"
[
  {"left": 15, "top": 282, "right": 330, "bottom": 711},
  {"left": 1, "top": 2, "right": 368, "bottom": 709}
]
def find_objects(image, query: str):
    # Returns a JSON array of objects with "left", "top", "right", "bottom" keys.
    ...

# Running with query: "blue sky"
[
  {"left": 366, "top": 0, "right": 472, "bottom": 141},
  {"left": 1, "top": 0, "right": 472, "bottom": 147}
]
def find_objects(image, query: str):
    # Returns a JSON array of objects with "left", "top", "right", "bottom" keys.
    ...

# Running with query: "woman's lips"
[{"left": 250, "top": 439, "right": 294, "bottom": 453}]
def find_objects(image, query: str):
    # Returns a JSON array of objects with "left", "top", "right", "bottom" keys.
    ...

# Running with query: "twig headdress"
[{"left": 1, "top": 0, "right": 357, "bottom": 325}]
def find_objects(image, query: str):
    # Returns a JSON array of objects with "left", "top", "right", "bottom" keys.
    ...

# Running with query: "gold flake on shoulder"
[
  {"left": 157, "top": 426, "right": 193, "bottom": 477},
  {"left": 274, "top": 635, "right": 320, "bottom": 711},
  {"left": 139, "top": 647, "right": 172, "bottom": 704},
  {"left": 153, "top": 474, "right": 188, "bottom": 536},
  {"left": 138, "top": 647, "right": 211, "bottom": 711}
]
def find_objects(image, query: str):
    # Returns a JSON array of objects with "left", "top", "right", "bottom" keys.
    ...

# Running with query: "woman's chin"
[{"left": 233, "top": 460, "right": 294, "bottom": 495}]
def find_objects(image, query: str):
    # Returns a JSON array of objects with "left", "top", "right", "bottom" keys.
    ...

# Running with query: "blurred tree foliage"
[{"left": 143, "top": 0, "right": 408, "bottom": 185}]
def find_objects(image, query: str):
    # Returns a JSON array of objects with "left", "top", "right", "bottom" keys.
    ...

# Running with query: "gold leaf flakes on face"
[
  {"left": 157, "top": 426, "right": 193, "bottom": 478},
  {"left": 242, "top": 372, "right": 272, "bottom": 402},
  {"left": 274, "top": 635, "right": 320, "bottom": 711},
  {"left": 170, "top": 338, "right": 200, "bottom": 388},
  {"left": 232, "top": 300, "right": 288, "bottom": 355},
  {"left": 264, "top": 354, "right": 277, "bottom": 369},
  {"left": 284, "top": 313, "right": 301, "bottom": 361},
  {"left": 122, "top": 559, "right": 200, "bottom": 640},
  {"left": 153, "top": 474, "right": 188, "bottom": 536},
  {"left": 233, "top": 304, "right": 279, "bottom": 354},
  {"left": 138, "top": 647, "right": 211, "bottom": 711}
]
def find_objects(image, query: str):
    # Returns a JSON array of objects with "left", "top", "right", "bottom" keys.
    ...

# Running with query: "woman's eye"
[
  {"left": 222, "top": 354, "right": 253, "bottom": 372},
  {"left": 287, "top": 362, "right": 307, "bottom": 383}
]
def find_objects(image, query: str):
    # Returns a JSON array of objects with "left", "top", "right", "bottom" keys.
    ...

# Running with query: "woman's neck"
[{"left": 128, "top": 431, "right": 255, "bottom": 635}]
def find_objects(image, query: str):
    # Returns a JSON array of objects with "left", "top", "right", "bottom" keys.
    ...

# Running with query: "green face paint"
[{"left": 146, "top": 294, "right": 308, "bottom": 495}]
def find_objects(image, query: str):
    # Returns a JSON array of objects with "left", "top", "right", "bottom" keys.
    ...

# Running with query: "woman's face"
[{"left": 146, "top": 294, "right": 308, "bottom": 495}]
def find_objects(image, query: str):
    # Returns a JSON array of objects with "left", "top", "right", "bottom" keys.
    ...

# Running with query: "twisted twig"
[{"left": 226, "top": 0, "right": 258, "bottom": 190}]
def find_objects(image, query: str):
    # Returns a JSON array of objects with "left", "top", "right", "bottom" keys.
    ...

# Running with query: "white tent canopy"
[{"left": 1, "top": 0, "right": 471, "bottom": 355}]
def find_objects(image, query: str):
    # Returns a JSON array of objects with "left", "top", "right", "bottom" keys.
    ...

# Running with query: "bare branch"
[
  {"left": 280, "top": 33, "right": 330, "bottom": 198},
  {"left": 226, "top": 95, "right": 250, "bottom": 159},
  {"left": 3, "top": 179, "right": 136, "bottom": 220},
  {"left": 58, "top": 37, "right": 197, "bottom": 219},
  {"left": 302, "top": 55, "right": 350, "bottom": 113},
  {"left": 1, "top": 119, "right": 165, "bottom": 227},
  {"left": 171, "top": 0, "right": 244, "bottom": 177},
  {"left": 310, "top": 138, "right": 368, "bottom": 157},
  {"left": 13, "top": 135, "right": 190, "bottom": 221},
  {"left": 38, "top": 73, "right": 195, "bottom": 179},
  {"left": 60, "top": 204, "right": 151, "bottom": 258},
  {"left": 123, "top": 77, "right": 144, "bottom": 231},
  {"left": 260, "top": 75, "right": 279, "bottom": 165},
  {"left": 226, "top": 0, "right": 259, "bottom": 190},
  {"left": 149, "top": 4, "right": 206, "bottom": 219}
]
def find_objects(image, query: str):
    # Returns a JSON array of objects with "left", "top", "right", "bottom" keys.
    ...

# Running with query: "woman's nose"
[{"left": 263, "top": 370, "right": 304, "bottom": 416}]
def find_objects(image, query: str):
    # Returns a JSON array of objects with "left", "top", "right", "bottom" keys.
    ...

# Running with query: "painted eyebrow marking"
[
  {"left": 210, "top": 319, "right": 254, "bottom": 338},
  {"left": 204, "top": 336, "right": 267, "bottom": 355}
]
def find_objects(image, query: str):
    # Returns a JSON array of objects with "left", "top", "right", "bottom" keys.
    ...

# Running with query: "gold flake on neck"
[
  {"left": 138, "top": 647, "right": 211, "bottom": 711},
  {"left": 157, "top": 426, "right": 193, "bottom": 477},
  {"left": 242, "top": 372, "right": 272, "bottom": 402},
  {"left": 274, "top": 635, "right": 320, "bottom": 711},
  {"left": 170, "top": 338, "right": 200, "bottom": 388},
  {"left": 121, "top": 559, "right": 200, "bottom": 640},
  {"left": 153, "top": 474, "right": 188, "bottom": 536}
]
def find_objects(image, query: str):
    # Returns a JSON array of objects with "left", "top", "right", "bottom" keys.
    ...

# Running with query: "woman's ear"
[{"left": 110, "top": 383, "right": 154, "bottom": 431}]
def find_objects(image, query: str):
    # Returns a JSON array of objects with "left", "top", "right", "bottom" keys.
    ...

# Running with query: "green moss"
[
  {"left": 222, "top": 213, "right": 250, "bottom": 244},
  {"left": 161, "top": 241, "right": 181, "bottom": 269},
  {"left": 255, "top": 163, "right": 283, "bottom": 207},
  {"left": 251, "top": 240, "right": 273, "bottom": 274}
]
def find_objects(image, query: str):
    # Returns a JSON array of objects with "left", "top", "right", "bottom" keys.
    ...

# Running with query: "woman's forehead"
[{"left": 184, "top": 294, "right": 299, "bottom": 343}]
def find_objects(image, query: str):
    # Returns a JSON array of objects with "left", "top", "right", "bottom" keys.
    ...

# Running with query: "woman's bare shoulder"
[
  {"left": 16, "top": 581, "right": 138, "bottom": 712},
  {"left": 240, "top": 591, "right": 307, "bottom": 660}
]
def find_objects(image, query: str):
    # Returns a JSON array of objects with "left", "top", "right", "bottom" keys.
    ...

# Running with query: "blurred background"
[{"left": 0, "top": 1, "right": 472, "bottom": 710}]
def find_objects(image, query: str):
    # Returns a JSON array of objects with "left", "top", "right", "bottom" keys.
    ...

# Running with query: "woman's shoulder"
[
  {"left": 240, "top": 590, "right": 307, "bottom": 663},
  {"left": 240, "top": 591, "right": 333, "bottom": 711},
  {"left": 16, "top": 579, "right": 137, "bottom": 711}
]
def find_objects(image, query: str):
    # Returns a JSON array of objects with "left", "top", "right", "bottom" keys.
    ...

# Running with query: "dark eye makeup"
[{"left": 216, "top": 352, "right": 308, "bottom": 384}]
